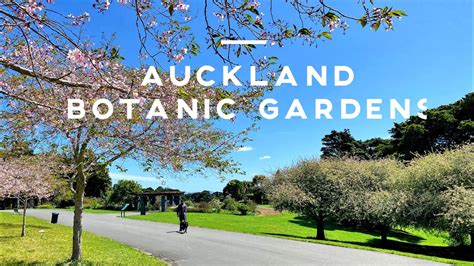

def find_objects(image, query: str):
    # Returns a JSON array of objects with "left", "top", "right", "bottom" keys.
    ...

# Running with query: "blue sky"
[{"left": 53, "top": 0, "right": 472, "bottom": 192}]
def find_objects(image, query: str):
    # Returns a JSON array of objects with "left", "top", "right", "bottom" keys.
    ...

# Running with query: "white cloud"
[
  {"left": 258, "top": 155, "right": 271, "bottom": 160},
  {"left": 237, "top": 146, "right": 254, "bottom": 152},
  {"left": 110, "top": 173, "right": 160, "bottom": 183}
]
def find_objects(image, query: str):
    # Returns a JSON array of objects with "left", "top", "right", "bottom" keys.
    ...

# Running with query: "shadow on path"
[{"left": 262, "top": 231, "right": 473, "bottom": 262}]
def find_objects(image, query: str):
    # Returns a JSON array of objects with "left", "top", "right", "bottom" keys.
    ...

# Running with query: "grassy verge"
[
  {"left": 126, "top": 212, "right": 473, "bottom": 265},
  {"left": 0, "top": 212, "right": 166, "bottom": 265}
]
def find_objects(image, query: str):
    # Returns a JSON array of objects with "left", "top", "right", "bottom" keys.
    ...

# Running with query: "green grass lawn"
[
  {"left": 127, "top": 211, "right": 473, "bottom": 265},
  {"left": 0, "top": 212, "right": 166, "bottom": 265}
]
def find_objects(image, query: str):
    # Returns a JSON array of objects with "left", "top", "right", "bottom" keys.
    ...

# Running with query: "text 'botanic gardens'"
[{"left": 67, "top": 65, "right": 428, "bottom": 120}]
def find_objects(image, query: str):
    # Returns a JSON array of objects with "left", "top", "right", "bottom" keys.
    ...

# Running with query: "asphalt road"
[{"left": 24, "top": 209, "right": 445, "bottom": 266}]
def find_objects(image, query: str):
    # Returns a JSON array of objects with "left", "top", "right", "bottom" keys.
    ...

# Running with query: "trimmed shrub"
[
  {"left": 53, "top": 191, "right": 75, "bottom": 208},
  {"left": 198, "top": 201, "right": 211, "bottom": 213},
  {"left": 209, "top": 198, "right": 222, "bottom": 213},
  {"left": 222, "top": 196, "right": 238, "bottom": 211},
  {"left": 83, "top": 197, "right": 104, "bottom": 209},
  {"left": 37, "top": 204, "right": 54, "bottom": 209},
  {"left": 237, "top": 203, "right": 250, "bottom": 215},
  {"left": 184, "top": 200, "right": 194, "bottom": 207}
]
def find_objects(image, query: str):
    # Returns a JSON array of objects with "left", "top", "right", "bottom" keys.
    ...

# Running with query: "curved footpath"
[{"left": 25, "top": 209, "right": 445, "bottom": 266}]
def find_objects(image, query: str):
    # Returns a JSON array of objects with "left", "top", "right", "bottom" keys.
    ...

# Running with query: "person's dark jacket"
[{"left": 176, "top": 203, "right": 187, "bottom": 222}]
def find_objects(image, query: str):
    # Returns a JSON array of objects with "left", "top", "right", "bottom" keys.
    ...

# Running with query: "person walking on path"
[{"left": 176, "top": 200, "right": 187, "bottom": 232}]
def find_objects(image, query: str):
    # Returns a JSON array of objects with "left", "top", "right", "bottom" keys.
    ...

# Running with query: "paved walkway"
[{"left": 25, "top": 209, "right": 445, "bottom": 266}]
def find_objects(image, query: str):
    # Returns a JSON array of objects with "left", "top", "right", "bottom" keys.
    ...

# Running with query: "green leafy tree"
[
  {"left": 84, "top": 165, "right": 111, "bottom": 198},
  {"left": 109, "top": 180, "right": 143, "bottom": 207},
  {"left": 321, "top": 130, "right": 393, "bottom": 160},
  {"left": 196, "top": 190, "right": 213, "bottom": 203},
  {"left": 361, "top": 138, "right": 393, "bottom": 159},
  {"left": 222, "top": 196, "right": 239, "bottom": 212},
  {"left": 223, "top": 180, "right": 246, "bottom": 201},
  {"left": 251, "top": 175, "right": 268, "bottom": 204},
  {"left": 321, "top": 129, "right": 365, "bottom": 159},
  {"left": 390, "top": 93, "right": 474, "bottom": 160}
]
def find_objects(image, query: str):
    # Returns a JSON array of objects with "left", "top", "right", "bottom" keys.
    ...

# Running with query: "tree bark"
[
  {"left": 71, "top": 163, "right": 86, "bottom": 261},
  {"left": 380, "top": 227, "right": 389, "bottom": 244},
  {"left": 315, "top": 213, "right": 325, "bottom": 240},
  {"left": 21, "top": 198, "right": 27, "bottom": 237}
]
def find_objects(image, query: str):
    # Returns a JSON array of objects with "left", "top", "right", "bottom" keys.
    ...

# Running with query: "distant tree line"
[{"left": 321, "top": 93, "right": 473, "bottom": 160}]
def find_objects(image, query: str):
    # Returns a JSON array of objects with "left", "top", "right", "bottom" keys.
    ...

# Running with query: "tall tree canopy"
[
  {"left": 390, "top": 93, "right": 474, "bottom": 160},
  {"left": 320, "top": 129, "right": 391, "bottom": 159},
  {"left": 320, "top": 93, "right": 473, "bottom": 161}
]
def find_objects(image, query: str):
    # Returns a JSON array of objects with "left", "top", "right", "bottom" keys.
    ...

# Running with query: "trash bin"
[{"left": 51, "top": 212, "right": 59, "bottom": 224}]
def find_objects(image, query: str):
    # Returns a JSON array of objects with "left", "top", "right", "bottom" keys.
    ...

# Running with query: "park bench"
[{"left": 120, "top": 203, "right": 130, "bottom": 217}]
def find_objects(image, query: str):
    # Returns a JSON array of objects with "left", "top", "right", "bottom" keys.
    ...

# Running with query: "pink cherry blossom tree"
[
  {"left": 1, "top": 50, "right": 257, "bottom": 259},
  {"left": 0, "top": 156, "right": 56, "bottom": 237}
]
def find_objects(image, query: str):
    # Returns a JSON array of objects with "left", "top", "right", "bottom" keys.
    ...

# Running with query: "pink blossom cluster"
[
  {"left": 67, "top": 47, "right": 107, "bottom": 70},
  {"left": 172, "top": 47, "right": 188, "bottom": 63},
  {"left": 324, "top": 17, "right": 349, "bottom": 33},
  {"left": 161, "top": 0, "right": 190, "bottom": 12},
  {"left": 249, "top": 0, "right": 261, "bottom": 9},
  {"left": 176, "top": 1, "right": 190, "bottom": 11},
  {"left": 67, "top": 12, "right": 91, "bottom": 26},
  {"left": 24, "top": 1, "right": 44, "bottom": 15}
]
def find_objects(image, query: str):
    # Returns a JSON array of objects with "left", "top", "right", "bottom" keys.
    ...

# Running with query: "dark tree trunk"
[
  {"left": 380, "top": 226, "right": 389, "bottom": 244},
  {"left": 315, "top": 213, "right": 325, "bottom": 240},
  {"left": 21, "top": 198, "right": 27, "bottom": 237},
  {"left": 71, "top": 164, "right": 86, "bottom": 261}
]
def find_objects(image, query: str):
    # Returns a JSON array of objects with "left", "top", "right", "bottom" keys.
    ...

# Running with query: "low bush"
[
  {"left": 244, "top": 200, "right": 257, "bottom": 213},
  {"left": 37, "top": 204, "right": 54, "bottom": 209},
  {"left": 236, "top": 200, "right": 257, "bottom": 215},
  {"left": 222, "top": 196, "right": 238, "bottom": 212},
  {"left": 197, "top": 201, "right": 211, "bottom": 213},
  {"left": 83, "top": 197, "right": 104, "bottom": 209},
  {"left": 53, "top": 196, "right": 74, "bottom": 208},
  {"left": 184, "top": 200, "right": 194, "bottom": 207},
  {"left": 186, "top": 207, "right": 205, "bottom": 213},
  {"left": 237, "top": 203, "right": 250, "bottom": 215},
  {"left": 208, "top": 198, "right": 222, "bottom": 213}
]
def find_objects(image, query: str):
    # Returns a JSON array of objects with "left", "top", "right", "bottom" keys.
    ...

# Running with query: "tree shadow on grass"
[
  {"left": 0, "top": 223, "right": 52, "bottom": 240},
  {"left": 288, "top": 216, "right": 424, "bottom": 244},
  {"left": 4, "top": 258, "right": 104, "bottom": 266},
  {"left": 0, "top": 223, "right": 50, "bottom": 230}
]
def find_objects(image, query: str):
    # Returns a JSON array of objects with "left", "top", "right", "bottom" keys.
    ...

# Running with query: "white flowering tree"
[
  {"left": 0, "top": 156, "right": 55, "bottom": 237},
  {"left": 330, "top": 159, "right": 405, "bottom": 244},
  {"left": 401, "top": 144, "right": 474, "bottom": 247},
  {"left": 268, "top": 160, "right": 341, "bottom": 240},
  {"left": 441, "top": 186, "right": 474, "bottom": 249}
]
